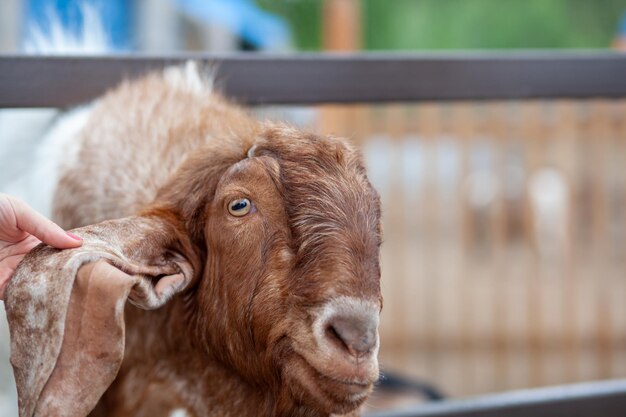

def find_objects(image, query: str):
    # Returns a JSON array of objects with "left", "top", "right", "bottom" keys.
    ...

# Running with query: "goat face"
[{"left": 190, "top": 126, "right": 383, "bottom": 414}]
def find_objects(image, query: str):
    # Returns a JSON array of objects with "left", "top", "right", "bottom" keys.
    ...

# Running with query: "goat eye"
[{"left": 228, "top": 198, "right": 251, "bottom": 216}]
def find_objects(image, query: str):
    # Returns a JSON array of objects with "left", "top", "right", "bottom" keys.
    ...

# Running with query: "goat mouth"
[{"left": 285, "top": 352, "right": 373, "bottom": 413}]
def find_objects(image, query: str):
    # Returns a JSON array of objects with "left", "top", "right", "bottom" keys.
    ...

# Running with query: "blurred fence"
[{"left": 312, "top": 100, "right": 626, "bottom": 397}]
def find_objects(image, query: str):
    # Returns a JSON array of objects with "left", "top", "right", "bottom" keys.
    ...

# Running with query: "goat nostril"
[
  {"left": 326, "top": 324, "right": 348, "bottom": 350},
  {"left": 325, "top": 316, "right": 377, "bottom": 357}
]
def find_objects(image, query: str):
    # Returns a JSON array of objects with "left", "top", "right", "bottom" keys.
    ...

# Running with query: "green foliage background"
[{"left": 257, "top": 0, "right": 626, "bottom": 50}]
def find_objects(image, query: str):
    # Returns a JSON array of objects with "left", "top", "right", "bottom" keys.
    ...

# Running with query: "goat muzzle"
[{"left": 285, "top": 296, "right": 380, "bottom": 413}]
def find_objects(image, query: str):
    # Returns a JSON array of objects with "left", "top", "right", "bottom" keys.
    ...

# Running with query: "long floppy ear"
[{"left": 4, "top": 215, "right": 196, "bottom": 417}]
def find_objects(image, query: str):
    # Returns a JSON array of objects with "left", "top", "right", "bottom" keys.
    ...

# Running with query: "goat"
[{"left": 5, "top": 62, "right": 382, "bottom": 417}]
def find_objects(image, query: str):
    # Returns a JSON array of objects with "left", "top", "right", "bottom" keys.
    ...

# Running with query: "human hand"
[{"left": 0, "top": 194, "right": 83, "bottom": 300}]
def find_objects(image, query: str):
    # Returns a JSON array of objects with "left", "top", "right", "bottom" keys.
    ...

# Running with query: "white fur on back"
[
  {"left": 4, "top": 106, "right": 92, "bottom": 218},
  {"left": 0, "top": 109, "right": 58, "bottom": 190}
]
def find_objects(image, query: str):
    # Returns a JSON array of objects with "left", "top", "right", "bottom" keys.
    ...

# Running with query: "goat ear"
[{"left": 5, "top": 215, "right": 195, "bottom": 417}]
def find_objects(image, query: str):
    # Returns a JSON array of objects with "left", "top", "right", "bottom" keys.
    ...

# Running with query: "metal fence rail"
[
  {"left": 366, "top": 379, "right": 626, "bottom": 417},
  {"left": 1, "top": 52, "right": 626, "bottom": 107}
]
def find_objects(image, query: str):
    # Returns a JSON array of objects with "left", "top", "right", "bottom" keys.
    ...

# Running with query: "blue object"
[
  {"left": 174, "top": 0, "right": 292, "bottom": 50},
  {"left": 619, "top": 12, "right": 626, "bottom": 36},
  {"left": 22, "top": 0, "right": 132, "bottom": 49}
]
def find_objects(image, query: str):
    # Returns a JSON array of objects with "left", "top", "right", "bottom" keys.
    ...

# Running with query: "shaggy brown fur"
[{"left": 6, "top": 65, "right": 382, "bottom": 417}]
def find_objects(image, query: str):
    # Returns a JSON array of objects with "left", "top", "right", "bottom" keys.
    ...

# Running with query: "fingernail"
[{"left": 66, "top": 232, "right": 82, "bottom": 241}]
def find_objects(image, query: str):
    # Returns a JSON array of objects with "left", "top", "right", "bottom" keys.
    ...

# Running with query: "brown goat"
[{"left": 5, "top": 63, "right": 382, "bottom": 417}]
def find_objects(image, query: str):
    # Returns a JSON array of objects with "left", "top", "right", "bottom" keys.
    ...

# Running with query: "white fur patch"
[
  {"left": 247, "top": 144, "right": 258, "bottom": 158},
  {"left": 169, "top": 408, "right": 190, "bottom": 417},
  {"left": 163, "top": 61, "right": 214, "bottom": 95}
]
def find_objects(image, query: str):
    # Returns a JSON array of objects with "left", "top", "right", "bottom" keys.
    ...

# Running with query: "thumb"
[{"left": 10, "top": 198, "right": 82, "bottom": 249}]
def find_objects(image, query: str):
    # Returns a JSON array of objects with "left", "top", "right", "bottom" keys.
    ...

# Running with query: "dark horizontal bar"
[
  {"left": 1, "top": 52, "right": 626, "bottom": 107},
  {"left": 366, "top": 379, "right": 626, "bottom": 417}
]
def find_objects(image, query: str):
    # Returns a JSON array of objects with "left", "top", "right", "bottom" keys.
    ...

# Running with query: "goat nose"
[{"left": 327, "top": 315, "right": 378, "bottom": 356}]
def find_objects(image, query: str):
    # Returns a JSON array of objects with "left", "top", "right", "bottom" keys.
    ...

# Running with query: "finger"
[
  {"left": 0, "top": 235, "right": 41, "bottom": 258},
  {"left": 0, "top": 195, "right": 28, "bottom": 242},
  {"left": 9, "top": 198, "right": 82, "bottom": 249}
]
